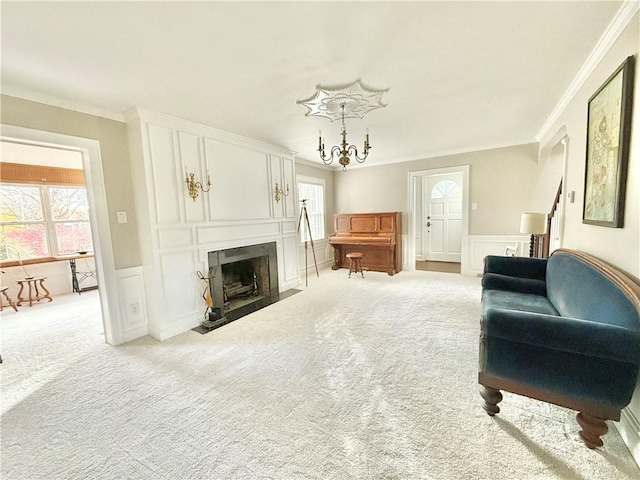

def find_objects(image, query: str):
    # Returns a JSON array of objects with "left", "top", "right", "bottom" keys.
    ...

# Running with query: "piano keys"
[{"left": 329, "top": 212, "right": 402, "bottom": 275}]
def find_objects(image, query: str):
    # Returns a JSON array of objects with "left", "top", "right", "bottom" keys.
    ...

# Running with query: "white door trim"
[
  {"left": 1, "top": 124, "right": 122, "bottom": 345},
  {"left": 407, "top": 165, "right": 470, "bottom": 273}
]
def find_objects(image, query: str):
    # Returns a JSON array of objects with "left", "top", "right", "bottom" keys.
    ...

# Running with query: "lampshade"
[{"left": 520, "top": 212, "right": 548, "bottom": 235}]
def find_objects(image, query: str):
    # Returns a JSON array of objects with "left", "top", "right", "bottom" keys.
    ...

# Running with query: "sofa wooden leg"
[
  {"left": 576, "top": 412, "right": 608, "bottom": 449},
  {"left": 480, "top": 385, "right": 502, "bottom": 416}
]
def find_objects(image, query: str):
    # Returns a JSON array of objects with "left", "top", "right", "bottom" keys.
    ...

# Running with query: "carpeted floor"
[{"left": 1, "top": 270, "right": 638, "bottom": 479}]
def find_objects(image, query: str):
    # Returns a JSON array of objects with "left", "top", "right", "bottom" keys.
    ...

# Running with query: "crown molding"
[
  {"left": 347, "top": 139, "right": 537, "bottom": 171},
  {"left": 126, "top": 107, "right": 297, "bottom": 158},
  {"left": 536, "top": 1, "right": 639, "bottom": 142},
  {"left": 1, "top": 85, "right": 126, "bottom": 123},
  {"left": 294, "top": 157, "right": 338, "bottom": 171}
]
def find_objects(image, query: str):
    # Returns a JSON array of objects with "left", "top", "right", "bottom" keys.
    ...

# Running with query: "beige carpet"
[{"left": 1, "top": 270, "right": 638, "bottom": 479}]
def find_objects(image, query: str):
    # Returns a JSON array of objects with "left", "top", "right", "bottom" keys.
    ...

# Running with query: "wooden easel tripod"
[{"left": 297, "top": 199, "right": 319, "bottom": 286}]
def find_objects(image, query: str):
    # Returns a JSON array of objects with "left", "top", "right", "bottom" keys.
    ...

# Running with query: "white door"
[{"left": 423, "top": 173, "right": 462, "bottom": 262}]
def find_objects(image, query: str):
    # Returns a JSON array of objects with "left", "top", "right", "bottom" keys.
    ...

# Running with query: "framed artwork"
[{"left": 583, "top": 55, "right": 635, "bottom": 227}]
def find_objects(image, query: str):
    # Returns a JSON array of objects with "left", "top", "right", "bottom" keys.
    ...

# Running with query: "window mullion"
[{"left": 41, "top": 185, "right": 58, "bottom": 256}]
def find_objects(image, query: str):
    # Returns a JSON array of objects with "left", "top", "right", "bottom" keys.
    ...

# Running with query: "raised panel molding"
[
  {"left": 298, "top": 238, "right": 333, "bottom": 275},
  {"left": 204, "top": 139, "right": 271, "bottom": 221},
  {"left": 115, "top": 266, "right": 148, "bottom": 343},
  {"left": 197, "top": 222, "right": 281, "bottom": 244},
  {"left": 147, "top": 124, "right": 181, "bottom": 225},
  {"left": 126, "top": 108, "right": 299, "bottom": 342},
  {"left": 282, "top": 157, "right": 296, "bottom": 219},
  {"left": 178, "top": 131, "right": 207, "bottom": 223},
  {"left": 281, "top": 235, "right": 300, "bottom": 285},
  {"left": 159, "top": 251, "right": 200, "bottom": 328},
  {"left": 282, "top": 220, "right": 297, "bottom": 235},
  {"left": 269, "top": 154, "right": 284, "bottom": 219},
  {"left": 158, "top": 227, "right": 194, "bottom": 249},
  {"left": 466, "top": 235, "right": 530, "bottom": 276}
]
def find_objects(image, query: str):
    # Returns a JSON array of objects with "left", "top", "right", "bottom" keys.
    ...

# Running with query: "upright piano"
[{"left": 329, "top": 212, "right": 402, "bottom": 276}]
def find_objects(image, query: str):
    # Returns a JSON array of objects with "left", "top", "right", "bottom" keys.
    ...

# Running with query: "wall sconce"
[
  {"left": 185, "top": 171, "right": 211, "bottom": 201},
  {"left": 274, "top": 182, "right": 289, "bottom": 202}
]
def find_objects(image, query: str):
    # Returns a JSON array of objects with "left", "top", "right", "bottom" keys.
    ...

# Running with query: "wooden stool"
[
  {"left": 346, "top": 252, "right": 364, "bottom": 278},
  {"left": 16, "top": 277, "right": 53, "bottom": 307},
  {"left": 0, "top": 286, "right": 18, "bottom": 312}
]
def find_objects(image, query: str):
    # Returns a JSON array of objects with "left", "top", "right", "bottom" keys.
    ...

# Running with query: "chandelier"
[{"left": 297, "top": 80, "right": 388, "bottom": 171}]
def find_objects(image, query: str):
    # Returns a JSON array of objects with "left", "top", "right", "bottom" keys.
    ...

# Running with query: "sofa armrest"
[
  {"left": 484, "top": 255, "right": 547, "bottom": 280},
  {"left": 483, "top": 308, "right": 640, "bottom": 364},
  {"left": 482, "top": 272, "right": 547, "bottom": 296}
]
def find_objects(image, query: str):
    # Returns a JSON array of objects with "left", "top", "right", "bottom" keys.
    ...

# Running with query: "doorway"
[
  {"left": 1, "top": 125, "right": 121, "bottom": 345},
  {"left": 408, "top": 165, "right": 469, "bottom": 274}
]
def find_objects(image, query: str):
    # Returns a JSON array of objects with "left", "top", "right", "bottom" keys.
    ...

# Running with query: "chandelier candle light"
[
  {"left": 318, "top": 104, "right": 371, "bottom": 170},
  {"left": 298, "top": 80, "right": 387, "bottom": 171}
]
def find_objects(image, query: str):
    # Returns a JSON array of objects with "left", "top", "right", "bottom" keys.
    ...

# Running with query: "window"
[
  {"left": 0, "top": 184, "right": 93, "bottom": 261},
  {"left": 297, "top": 177, "right": 325, "bottom": 243},
  {"left": 431, "top": 180, "right": 461, "bottom": 199}
]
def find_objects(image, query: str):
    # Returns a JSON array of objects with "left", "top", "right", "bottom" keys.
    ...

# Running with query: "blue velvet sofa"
[{"left": 479, "top": 248, "right": 640, "bottom": 448}]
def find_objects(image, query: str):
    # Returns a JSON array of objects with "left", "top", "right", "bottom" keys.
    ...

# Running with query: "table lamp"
[{"left": 520, "top": 212, "right": 548, "bottom": 257}]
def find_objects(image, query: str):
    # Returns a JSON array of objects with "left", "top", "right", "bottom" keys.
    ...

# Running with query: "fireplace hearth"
[{"left": 197, "top": 241, "right": 283, "bottom": 333}]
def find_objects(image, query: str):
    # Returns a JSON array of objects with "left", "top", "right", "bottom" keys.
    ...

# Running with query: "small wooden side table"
[
  {"left": 0, "top": 286, "right": 18, "bottom": 312},
  {"left": 16, "top": 277, "right": 53, "bottom": 307}
]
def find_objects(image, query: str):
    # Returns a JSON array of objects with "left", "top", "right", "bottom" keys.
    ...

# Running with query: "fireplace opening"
[
  {"left": 222, "top": 255, "right": 269, "bottom": 312},
  {"left": 195, "top": 241, "right": 298, "bottom": 334}
]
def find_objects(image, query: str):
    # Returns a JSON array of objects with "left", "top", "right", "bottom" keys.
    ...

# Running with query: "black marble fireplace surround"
[{"left": 198, "top": 241, "right": 282, "bottom": 333}]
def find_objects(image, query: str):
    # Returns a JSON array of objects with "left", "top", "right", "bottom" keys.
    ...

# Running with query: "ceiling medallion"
[{"left": 297, "top": 80, "right": 388, "bottom": 170}]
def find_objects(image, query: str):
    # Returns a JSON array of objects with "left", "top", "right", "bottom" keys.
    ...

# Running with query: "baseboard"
[
  {"left": 156, "top": 315, "right": 201, "bottom": 341},
  {"left": 616, "top": 407, "right": 640, "bottom": 468},
  {"left": 122, "top": 325, "right": 149, "bottom": 343}
]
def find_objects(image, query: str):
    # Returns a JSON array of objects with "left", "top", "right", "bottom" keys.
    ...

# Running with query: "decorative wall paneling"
[
  {"left": 115, "top": 266, "right": 147, "bottom": 343},
  {"left": 466, "top": 235, "right": 530, "bottom": 276},
  {"left": 298, "top": 239, "right": 334, "bottom": 275},
  {"left": 125, "top": 108, "right": 299, "bottom": 341}
]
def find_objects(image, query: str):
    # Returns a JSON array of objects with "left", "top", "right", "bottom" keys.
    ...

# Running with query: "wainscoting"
[
  {"left": 115, "top": 266, "right": 148, "bottom": 343},
  {"left": 298, "top": 238, "right": 334, "bottom": 275},
  {"left": 465, "top": 235, "right": 530, "bottom": 276}
]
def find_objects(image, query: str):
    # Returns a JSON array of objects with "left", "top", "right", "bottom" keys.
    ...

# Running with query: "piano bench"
[{"left": 346, "top": 252, "right": 364, "bottom": 278}]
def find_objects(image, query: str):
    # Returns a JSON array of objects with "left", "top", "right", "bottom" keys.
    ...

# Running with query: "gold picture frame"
[{"left": 583, "top": 55, "right": 635, "bottom": 228}]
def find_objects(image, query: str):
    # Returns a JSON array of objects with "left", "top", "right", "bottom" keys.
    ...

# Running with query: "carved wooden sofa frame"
[{"left": 479, "top": 249, "right": 640, "bottom": 448}]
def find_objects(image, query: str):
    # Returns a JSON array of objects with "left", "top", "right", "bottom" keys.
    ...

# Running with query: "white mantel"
[{"left": 124, "top": 108, "right": 300, "bottom": 341}]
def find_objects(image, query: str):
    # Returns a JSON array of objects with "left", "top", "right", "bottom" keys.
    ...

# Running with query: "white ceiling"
[{"left": 0, "top": 1, "right": 624, "bottom": 168}]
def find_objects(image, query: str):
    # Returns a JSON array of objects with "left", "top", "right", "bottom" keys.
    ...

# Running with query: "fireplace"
[{"left": 203, "top": 241, "right": 279, "bottom": 331}]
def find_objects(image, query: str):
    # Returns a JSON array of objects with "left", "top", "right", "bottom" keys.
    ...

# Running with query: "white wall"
[
  {"left": 535, "top": 11, "right": 640, "bottom": 464},
  {"left": 536, "top": 13, "right": 639, "bottom": 278}
]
